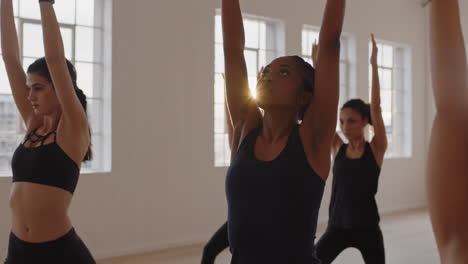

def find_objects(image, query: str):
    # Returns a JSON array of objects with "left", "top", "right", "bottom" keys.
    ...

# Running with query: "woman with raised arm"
[
  {"left": 201, "top": 77, "right": 235, "bottom": 264},
  {"left": 314, "top": 34, "right": 387, "bottom": 264},
  {"left": 222, "top": 0, "right": 345, "bottom": 262},
  {"left": 1, "top": 0, "right": 95, "bottom": 263},
  {"left": 426, "top": 0, "right": 468, "bottom": 263}
]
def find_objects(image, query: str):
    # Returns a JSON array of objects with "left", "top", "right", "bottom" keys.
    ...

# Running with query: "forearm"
[
  {"left": 318, "top": 0, "right": 345, "bottom": 48},
  {"left": 1, "top": 0, "right": 21, "bottom": 62},
  {"left": 222, "top": 0, "right": 245, "bottom": 55},
  {"left": 371, "top": 63, "right": 381, "bottom": 109},
  {"left": 39, "top": 1, "right": 66, "bottom": 63},
  {"left": 430, "top": 0, "right": 467, "bottom": 113}
]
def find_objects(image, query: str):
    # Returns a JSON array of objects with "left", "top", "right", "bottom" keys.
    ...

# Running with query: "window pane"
[
  {"left": 54, "top": 0, "right": 76, "bottom": 24},
  {"left": 60, "top": 27, "right": 73, "bottom": 60},
  {"left": 22, "top": 23, "right": 43, "bottom": 57},
  {"left": 87, "top": 98, "right": 102, "bottom": 134},
  {"left": 215, "top": 15, "right": 222, "bottom": 43},
  {"left": 382, "top": 69, "right": 392, "bottom": 89},
  {"left": 22, "top": 23, "right": 73, "bottom": 59},
  {"left": 378, "top": 44, "right": 384, "bottom": 65},
  {"left": 76, "top": 26, "right": 100, "bottom": 62},
  {"left": 259, "top": 22, "right": 267, "bottom": 50},
  {"left": 0, "top": 63, "right": 11, "bottom": 95},
  {"left": 244, "top": 19, "right": 259, "bottom": 48},
  {"left": 215, "top": 44, "right": 224, "bottom": 73},
  {"left": 248, "top": 76, "right": 257, "bottom": 98},
  {"left": 19, "top": 0, "right": 40, "bottom": 20},
  {"left": 75, "top": 62, "right": 95, "bottom": 97},
  {"left": 244, "top": 49, "right": 258, "bottom": 75},
  {"left": 76, "top": 0, "right": 95, "bottom": 26},
  {"left": 340, "top": 39, "right": 347, "bottom": 59},
  {"left": 214, "top": 133, "right": 229, "bottom": 166},
  {"left": 381, "top": 89, "right": 392, "bottom": 113},
  {"left": 214, "top": 103, "right": 226, "bottom": 134},
  {"left": 383, "top": 45, "right": 393, "bottom": 68},
  {"left": 12, "top": 0, "right": 19, "bottom": 16},
  {"left": 0, "top": 96, "right": 17, "bottom": 133},
  {"left": 383, "top": 111, "right": 392, "bottom": 127},
  {"left": 339, "top": 62, "right": 347, "bottom": 86},
  {"left": 214, "top": 74, "right": 225, "bottom": 104},
  {"left": 0, "top": 133, "right": 17, "bottom": 172},
  {"left": 302, "top": 31, "right": 309, "bottom": 56}
]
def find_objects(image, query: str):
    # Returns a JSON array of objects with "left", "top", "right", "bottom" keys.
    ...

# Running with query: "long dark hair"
[
  {"left": 27, "top": 57, "right": 93, "bottom": 161},
  {"left": 341, "top": 98, "right": 372, "bottom": 125},
  {"left": 289, "top": 56, "right": 315, "bottom": 121}
]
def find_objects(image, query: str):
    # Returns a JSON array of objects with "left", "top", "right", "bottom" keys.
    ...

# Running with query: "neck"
[
  {"left": 39, "top": 111, "right": 61, "bottom": 133},
  {"left": 348, "top": 135, "right": 366, "bottom": 150},
  {"left": 261, "top": 109, "right": 297, "bottom": 142}
]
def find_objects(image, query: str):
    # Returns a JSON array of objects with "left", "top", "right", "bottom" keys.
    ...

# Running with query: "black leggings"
[
  {"left": 316, "top": 226, "right": 385, "bottom": 264},
  {"left": 4, "top": 228, "right": 95, "bottom": 264},
  {"left": 201, "top": 222, "right": 229, "bottom": 264}
]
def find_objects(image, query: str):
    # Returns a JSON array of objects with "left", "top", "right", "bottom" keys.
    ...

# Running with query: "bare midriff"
[{"left": 9, "top": 182, "right": 73, "bottom": 243}]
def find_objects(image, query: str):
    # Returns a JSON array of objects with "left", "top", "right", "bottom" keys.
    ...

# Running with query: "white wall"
[{"left": 0, "top": 0, "right": 459, "bottom": 260}]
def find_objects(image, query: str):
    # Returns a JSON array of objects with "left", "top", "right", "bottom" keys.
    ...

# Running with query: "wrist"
[{"left": 39, "top": 0, "right": 54, "bottom": 4}]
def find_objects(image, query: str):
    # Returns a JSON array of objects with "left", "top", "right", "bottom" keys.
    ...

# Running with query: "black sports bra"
[{"left": 11, "top": 128, "right": 80, "bottom": 194}]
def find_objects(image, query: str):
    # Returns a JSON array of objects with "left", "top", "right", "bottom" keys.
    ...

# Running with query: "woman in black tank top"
[
  {"left": 315, "top": 35, "right": 388, "bottom": 264},
  {"left": 2, "top": 0, "right": 94, "bottom": 263},
  {"left": 221, "top": 0, "right": 346, "bottom": 262}
]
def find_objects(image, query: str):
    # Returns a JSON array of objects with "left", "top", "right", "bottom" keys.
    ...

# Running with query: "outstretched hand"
[{"left": 370, "top": 33, "right": 378, "bottom": 65}]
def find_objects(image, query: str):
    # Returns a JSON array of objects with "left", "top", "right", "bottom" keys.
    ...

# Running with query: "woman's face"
[
  {"left": 26, "top": 73, "right": 61, "bottom": 116},
  {"left": 340, "top": 107, "right": 368, "bottom": 140},
  {"left": 256, "top": 57, "right": 310, "bottom": 114}
]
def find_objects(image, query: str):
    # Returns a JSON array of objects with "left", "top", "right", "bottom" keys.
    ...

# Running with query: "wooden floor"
[{"left": 99, "top": 208, "right": 439, "bottom": 264}]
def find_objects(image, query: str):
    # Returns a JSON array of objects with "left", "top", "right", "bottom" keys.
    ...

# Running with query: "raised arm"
[
  {"left": 427, "top": 0, "right": 468, "bottom": 262},
  {"left": 369, "top": 34, "right": 387, "bottom": 165},
  {"left": 222, "top": 0, "right": 262, "bottom": 150},
  {"left": 303, "top": 0, "right": 345, "bottom": 145},
  {"left": 39, "top": 1, "right": 88, "bottom": 130},
  {"left": 224, "top": 77, "right": 234, "bottom": 150},
  {"left": 312, "top": 42, "right": 343, "bottom": 158},
  {"left": 301, "top": 0, "right": 346, "bottom": 178},
  {"left": 1, "top": 0, "right": 33, "bottom": 125}
]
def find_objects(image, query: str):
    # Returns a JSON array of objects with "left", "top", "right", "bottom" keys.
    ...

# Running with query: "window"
[
  {"left": 214, "top": 12, "right": 284, "bottom": 167},
  {"left": 302, "top": 26, "right": 356, "bottom": 130},
  {"left": 0, "top": 0, "right": 112, "bottom": 175},
  {"left": 369, "top": 40, "right": 412, "bottom": 158}
]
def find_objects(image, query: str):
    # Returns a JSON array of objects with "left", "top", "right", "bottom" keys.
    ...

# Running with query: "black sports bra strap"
[
  {"left": 23, "top": 128, "right": 37, "bottom": 144},
  {"left": 41, "top": 129, "right": 58, "bottom": 145},
  {"left": 24, "top": 128, "right": 58, "bottom": 146}
]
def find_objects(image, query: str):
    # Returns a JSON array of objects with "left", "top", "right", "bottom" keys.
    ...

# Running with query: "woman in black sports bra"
[
  {"left": 315, "top": 34, "right": 388, "bottom": 264},
  {"left": 222, "top": 0, "right": 346, "bottom": 262},
  {"left": 2, "top": 0, "right": 95, "bottom": 263}
]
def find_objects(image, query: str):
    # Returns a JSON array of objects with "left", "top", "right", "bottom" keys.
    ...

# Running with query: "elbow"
[
  {"left": 2, "top": 52, "right": 20, "bottom": 64},
  {"left": 319, "top": 31, "right": 342, "bottom": 50}
]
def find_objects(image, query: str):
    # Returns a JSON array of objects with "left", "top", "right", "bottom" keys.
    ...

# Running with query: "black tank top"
[
  {"left": 11, "top": 128, "right": 80, "bottom": 194},
  {"left": 329, "top": 142, "right": 381, "bottom": 228},
  {"left": 226, "top": 126, "right": 324, "bottom": 264}
]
